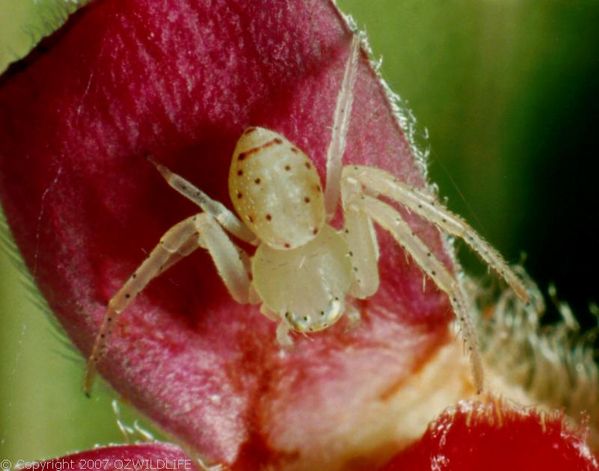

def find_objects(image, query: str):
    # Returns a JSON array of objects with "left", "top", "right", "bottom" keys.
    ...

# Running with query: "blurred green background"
[{"left": 1, "top": 0, "right": 598, "bottom": 464}]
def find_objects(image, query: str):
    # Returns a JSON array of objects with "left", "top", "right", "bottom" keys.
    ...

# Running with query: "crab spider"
[{"left": 84, "top": 36, "right": 529, "bottom": 395}]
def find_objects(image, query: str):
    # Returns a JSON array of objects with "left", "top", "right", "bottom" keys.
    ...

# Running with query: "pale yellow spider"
[{"left": 84, "top": 36, "right": 529, "bottom": 395}]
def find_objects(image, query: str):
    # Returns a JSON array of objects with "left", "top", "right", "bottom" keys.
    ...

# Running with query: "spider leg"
[
  {"left": 276, "top": 321, "right": 293, "bottom": 347},
  {"left": 345, "top": 165, "right": 530, "bottom": 303},
  {"left": 350, "top": 194, "right": 484, "bottom": 393},
  {"left": 149, "top": 158, "right": 257, "bottom": 245},
  {"left": 324, "top": 34, "right": 361, "bottom": 219},
  {"left": 84, "top": 213, "right": 251, "bottom": 395},
  {"left": 257, "top": 304, "right": 295, "bottom": 347},
  {"left": 341, "top": 174, "right": 380, "bottom": 298},
  {"left": 345, "top": 302, "right": 361, "bottom": 329}
]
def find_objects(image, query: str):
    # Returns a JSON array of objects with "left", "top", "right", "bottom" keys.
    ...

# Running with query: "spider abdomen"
[{"left": 229, "top": 127, "right": 325, "bottom": 250}]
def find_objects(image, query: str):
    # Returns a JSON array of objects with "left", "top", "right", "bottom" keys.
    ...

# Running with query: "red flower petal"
[
  {"left": 0, "top": 0, "right": 455, "bottom": 467},
  {"left": 381, "top": 398, "right": 599, "bottom": 471},
  {"left": 16, "top": 444, "right": 199, "bottom": 471}
]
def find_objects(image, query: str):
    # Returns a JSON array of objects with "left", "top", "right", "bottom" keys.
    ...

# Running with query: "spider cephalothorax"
[{"left": 84, "top": 36, "right": 529, "bottom": 396}]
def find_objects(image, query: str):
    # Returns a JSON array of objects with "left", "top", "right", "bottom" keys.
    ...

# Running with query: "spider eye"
[{"left": 252, "top": 226, "right": 352, "bottom": 327}]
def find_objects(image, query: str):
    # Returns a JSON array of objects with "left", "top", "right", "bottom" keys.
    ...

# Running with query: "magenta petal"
[
  {"left": 17, "top": 444, "right": 199, "bottom": 471},
  {"left": 0, "top": 0, "right": 454, "bottom": 467}
]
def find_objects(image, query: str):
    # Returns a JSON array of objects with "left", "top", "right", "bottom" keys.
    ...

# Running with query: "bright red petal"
[
  {"left": 381, "top": 398, "right": 599, "bottom": 471},
  {"left": 0, "top": 0, "right": 454, "bottom": 467},
  {"left": 17, "top": 444, "right": 199, "bottom": 471}
]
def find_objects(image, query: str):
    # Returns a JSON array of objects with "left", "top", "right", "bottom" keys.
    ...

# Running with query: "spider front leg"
[
  {"left": 345, "top": 165, "right": 530, "bottom": 303},
  {"left": 341, "top": 178, "right": 484, "bottom": 393},
  {"left": 84, "top": 212, "right": 252, "bottom": 395},
  {"left": 324, "top": 34, "right": 361, "bottom": 219},
  {"left": 342, "top": 196, "right": 380, "bottom": 299}
]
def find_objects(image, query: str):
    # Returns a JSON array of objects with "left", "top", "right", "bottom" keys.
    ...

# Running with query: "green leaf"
[{"left": 0, "top": 0, "right": 88, "bottom": 74}]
